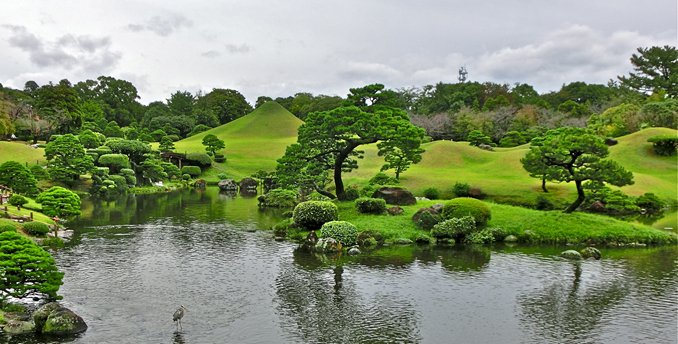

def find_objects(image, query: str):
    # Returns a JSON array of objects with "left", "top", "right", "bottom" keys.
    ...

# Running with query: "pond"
[{"left": 2, "top": 188, "right": 677, "bottom": 343}]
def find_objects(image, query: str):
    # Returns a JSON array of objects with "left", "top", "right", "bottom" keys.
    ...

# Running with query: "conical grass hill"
[{"left": 173, "top": 101, "right": 303, "bottom": 179}]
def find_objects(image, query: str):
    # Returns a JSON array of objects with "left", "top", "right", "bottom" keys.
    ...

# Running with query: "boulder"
[
  {"left": 560, "top": 250, "right": 582, "bottom": 260},
  {"left": 386, "top": 206, "right": 404, "bottom": 215},
  {"left": 239, "top": 177, "right": 258, "bottom": 191},
  {"left": 468, "top": 186, "right": 483, "bottom": 198},
  {"left": 588, "top": 200, "right": 607, "bottom": 213},
  {"left": 34, "top": 302, "right": 87, "bottom": 335},
  {"left": 372, "top": 187, "right": 416, "bottom": 206},
  {"left": 194, "top": 179, "right": 206, "bottom": 189},
  {"left": 412, "top": 207, "right": 438, "bottom": 223},
  {"left": 581, "top": 247, "right": 602, "bottom": 260},
  {"left": 2, "top": 320, "right": 34, "bottom": 335},
  {"left": 604, "top": 138, "right": 618, "bottom": 146},
  {"left": 217, "top": 179, "right": 238, "bottom": 191},
  {"left": 394, "top": 238, "right": 413, "bottom": 245},
  {"left": 431, "top": 203, "right": 445, "bottom": 213},
  {"left": 478, "top": 144, "right": 494, "bottom": 151},
  {"left": 504, "top": 235, "right": 518, "bottom": 242},
  {"left": 263, "top": 177, "right": 279, "bottom": 192},
  {"left": 415, "top": 197, "right": 430, "bottom": 201},
  {"left": 314, "top": 238, "right": 342, "bottom": 253},
  {"left": 348, "top": 247, "right": 361, "bottom": 255}
]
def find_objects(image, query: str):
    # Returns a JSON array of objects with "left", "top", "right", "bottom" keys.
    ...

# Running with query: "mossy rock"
[
  {"left": 3, "top": 320, "right": 34, "bottom": 335},
  {"left": 560, "top": 250, "right": 582, "bottom": 260},
  {"left": 581, "top": 247, "right": 602, "bottom": 260},
  {"left": 43, "top": 308, "right": 88, "bottom": 335},
  {"left": 33, "top": 302, "right": 61, "bottom": 331}
]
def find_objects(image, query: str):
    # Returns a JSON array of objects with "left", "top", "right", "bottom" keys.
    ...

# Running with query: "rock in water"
[
  {"left": 2, "top": 320, "right": 35, "bottom": 335},
  {"left": 504, "top": 235, "right": 518, "bottom": 242},
  {"left": 33, "top": 302, "right": 87, "bottom": 335},
  {"left": 314, "top": 238, "right": 342, "bottom": 253},
  {"left": 218, "top": 179, "right": 238, "bottom": 191},
  {"left": 348, "top": 247, "right": 361, "bottom": 255},
  {"left": 372, "top": 187, "right": 416, "bottom": 206},
  {"left": 581, "top": 247, "right": 602, "bottom": 260},
  {"left": 560, "top": 250, "right": 582, "bottom": 260},
  {"left": 239, "top": 177, "right": 258, "bottom": 191}
]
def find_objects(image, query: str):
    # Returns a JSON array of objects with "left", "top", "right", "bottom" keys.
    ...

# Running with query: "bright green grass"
[
  {"left": 171, "top": 101, "right": 301, "bottom": 180},
  {"left": 0, "top": 141, "right": 45, "bottom": 165},
  {"left": 330, "top": 200, "right": 677, "bottom": 245},
  {"left": 2, "top": 205, "right": 55, "bottom": 225}
]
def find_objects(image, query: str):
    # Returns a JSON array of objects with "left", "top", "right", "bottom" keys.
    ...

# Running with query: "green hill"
[
  {"left": 0, "top": 141, "right": 45, "bottom": 165},
  {"left": 173, "top": 101, "right": 304, "bottom": 179}
]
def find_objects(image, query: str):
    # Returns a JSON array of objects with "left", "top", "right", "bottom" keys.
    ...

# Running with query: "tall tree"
[
  {"left": 618, "top": 45, "right": 678, "bottom": 98},
  {"left": 201, "top": 134, "right": 225, "bottom": 156},
  {"left": 520, "top": 127, "right": 634, "bottom": 213},
  {"left": 276, "top": 105, "right": 425, "bottom": 198},
  {"left": 74, "top": 76, "right": 143, "bottom": 125},
  {"left": 0, "top": 161, "right": 38, "bottom": 196},
  {"left": 44, "top": 134, "right": 94, "bottom": 183},
  {"left": 35, "top": 186, "right": 82, "bottom": 218},
  {"left": 33, "top": 80, "right": 83, "bottom": 133},
  {"left": 167, "top": 90, "right": 195, "bottom": 117},
  {"left": 377, "top": 138, "right": 424, "bottom": 180},
  {"left": 195, "top": 89, "right": 252, "bottom": 124}
]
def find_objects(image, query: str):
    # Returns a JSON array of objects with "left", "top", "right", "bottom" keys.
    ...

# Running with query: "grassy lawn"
[
  {"left": 2, "top": 205, "right": 55, "bottom": 225},
  {"left": 0, "top": 141, "right": 45, "bottom": 165}
]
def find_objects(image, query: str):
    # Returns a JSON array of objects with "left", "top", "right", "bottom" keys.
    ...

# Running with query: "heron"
[{"left": 173, "top": 305, "right": 188, "bottom": 330}]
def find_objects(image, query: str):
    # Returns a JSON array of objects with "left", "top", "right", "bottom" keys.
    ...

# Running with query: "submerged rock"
[
  {"left": 394, "top": 238, "right": 413, "bottom": 245},
  {"left": 504, "top": 235, "right": 518, "bottom": 242},
  {"left": 560, "top": 250, "right": 582, "bottom": 260},
  {"left": 348, "top": 247, "right": 361, "bottom": 255},
  {"left": 2, "top": 320, "right": 34, "bottom": 335},
  {"left": 218, "top": 179, "right": 238, "bottom": 191},
  {"left": 581, "top": 247, "right": 602, "bottom": 260},
  {"left": 34, "top": 302, "right": 87, "bottom": 335},
  {"left": 315, "top": 238, "right": 342, "bottom": 253}
]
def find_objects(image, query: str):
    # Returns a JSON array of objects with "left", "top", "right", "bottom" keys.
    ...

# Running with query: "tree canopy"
[
  {"left": 44, "top": 134, "right": 94, "bottom": 183},
  {"left": 0, "top": 161, "right": 38, "bottom": 196},
  {"left": 202, "top": 134, "right": 225, "bottom": 156},
  {"left": 35, "top": 186, "right": 82, "bottom": 218},
  {"left": 520, "top": 127, "right": 634, "bottom": 213},
  {"left": 618, "top": 45, "right": 678, "bottom": 98}
]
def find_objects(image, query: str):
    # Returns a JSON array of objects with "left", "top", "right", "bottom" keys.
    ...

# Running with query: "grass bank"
[{"left": 319, "top": 200, "right": 678, "bottom": 245}]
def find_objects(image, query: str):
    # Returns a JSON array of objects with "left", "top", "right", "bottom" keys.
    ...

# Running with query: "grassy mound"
[{"left": 0, "top": 141, "right": 45, "bottom": 165}]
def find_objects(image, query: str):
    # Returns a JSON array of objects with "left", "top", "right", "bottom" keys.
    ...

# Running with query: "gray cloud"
[
  {"left": 201, "top": 51, "right": 221, "bottom": 58},
  {"left": 2, "top": 25, "right": 120, "bottom": 74},
  {"left": 225, "top": 44, "right": 252, "bottom": 54},
  {"left": 128, "top": 13, "right": 192, "bottom": 37}
]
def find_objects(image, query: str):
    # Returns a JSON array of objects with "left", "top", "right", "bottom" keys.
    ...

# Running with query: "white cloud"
[{"left": 127, "top": 13, "right": 192, "bottom": 37}]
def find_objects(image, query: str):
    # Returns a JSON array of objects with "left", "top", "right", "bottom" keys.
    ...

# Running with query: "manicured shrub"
[
  {"left": 464, "top": 228, "right": 496, "bottom": 244},
  {"left": 306, "top": 191, "right": 332, "bottom": 202},
  {"left": 217, "top": 173, "right": 228, "bottom": 180},
  {"left": 355, "top": 198, "right": 387, "bottom": 214},
  {"left": 182, "top": 174, "right": 191, "bottom": 180},
  {"left": 22, "top": 221, "right": 50, "bottom": 237},
  {"left": 430, "top": 216, "right": 476, "bottom": 240},
  {"left": 293, "top": 201, "right": 339, "bottom": 230},
  {"left": 535, "top": 196, "right": 554, "bottom": 210},
  {"left": 260, "top": 189, "right": 299, "bottom": 207},
  {"left": 338, "top": 188, "right": 359, "bottom": 201},
  {"left": 150, "top": 129, "right": 167, "bottom": 142},
  {"left": 160, "top": 162, "right": 181, "bottom": 180},
  {"left": 187, "top": 124, "right": 212, "bottom": 137},
  {"left": 98, "top": 154, "right": 130, "bottom": 173},
  {"left": 93, "top": 167, "right": 109, "bottom": 177},
  {"left": 423, "top": 187, "right": 440, "bottom": 200},
  {"left": 635, "top": 193, "right": 665, "bottom": 213},
  {"left": 452, "top": 182, "right": 470, "bottom": 197},
  {"left": 321, "top": 221, "right": 358, "bottom": 246},
  {"left": 186, "top": 152, "right": 213, "bottom": 167},
  {"left": 107, "top": 175, "right": 128, "bottom": 193},
  {"left": 647, "top": 134, "right": 677, "bottom": 156},
  {"left": 214, "top": 153, "right": 226, "bottom": 163},
  {"left": 181, "top": 166, "right": 201, "bottom": 177},
  {"left": 369, "top": 172, "right": 399, "bottom": 185},
  {"left": 35, "top": 186, "right": 81, "bottom": 218},
  {"left": 416, "top": 211, "right": 442, "bottom": 231},
  {"left": 467, "top": 130, "right": 493, "bottom": 147},
  {"left": 8, "top": 195, "right": 28, "bottom": 207},
  {"left": 441, "top": 197, "right": 491, "bottom": 225},
  {"left": 0, "top": 223, "right": 18, "bottom": 233},
  {"left": 124, "top": 175, "right": 137, "bottom": 185},
  {"left": 29, "top": 165, "right": 50, "bottom": 181},
  {"left": 139, "top": 133, "right": 154, "bottom": 143},
  {"left": 119, "top": 168, "right": 134, "bottom": 176},
  {"left": 0, "top": 161, "right": 39, "bottom": 196},
  {"left": 166, "top": 134, "right": 181, "bottom": 141}
]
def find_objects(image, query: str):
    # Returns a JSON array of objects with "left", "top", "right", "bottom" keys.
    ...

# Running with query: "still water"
[{"left": 3, "top": 188, "right": 677, "bottom": 343}]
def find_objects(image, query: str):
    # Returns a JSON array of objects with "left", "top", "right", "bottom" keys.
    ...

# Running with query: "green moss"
[{"left": 442, "top": 198, "right": 491, "bottom": 225}]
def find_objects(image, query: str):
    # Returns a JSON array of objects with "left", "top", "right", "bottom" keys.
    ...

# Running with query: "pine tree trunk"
[{"left": 563, "top": 180, "right": 585, "bottom": 213}]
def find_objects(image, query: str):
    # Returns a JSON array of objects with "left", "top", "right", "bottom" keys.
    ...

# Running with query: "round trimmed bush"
[
  {"left": 355, "top": 198, "right": 387, "bottom": 214},
  {"left": 293, "top": 201, "right": 339, "bottom": 230},
  {"left": 182, "top": 174, "right": 191, "bottom": 180},
  {"left": 186, "top": 152, "right": 212, "bottom": 166},
  {"left": 119, "top": 168, "right": 135, "bottom": 176},
  {"left": 423, "top": 187, "right": 440, "bottom": 200},
  {"left": 93, "top": 167, "right": 110, "bottom": 177},
  {"left": 181, "top": 166, "right": 201, "bottom": 177},
  {"left": 0, "top": 223, "right": 18, "bottom": 233},
  {"left": 441, "top": 197, "right": 491, "bottom": 225},
  {"left": 217, "top": 173, "right": 228, "bottom": 180},
  {"left": 22, "top": 221, "right": 50, "bottom": 237},
  {"left": 8, "top": 195, "right": 28, "bottom": 207},
  {"left": 321, "top": 221, "right": 358, "bottom": 246},
  {"left": 452, "top": 182, "right": 470, "bottom": 197}
]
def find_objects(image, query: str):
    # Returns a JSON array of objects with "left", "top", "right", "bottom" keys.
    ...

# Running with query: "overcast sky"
[{"left": 1, "top": 1, "right": 675, "bottom": 105}]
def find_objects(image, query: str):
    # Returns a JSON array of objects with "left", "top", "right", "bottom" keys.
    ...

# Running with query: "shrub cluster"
[
  {"left": 452, "top": 182, "right": 470, "bottom": 197},
  {"left": 535, "top": 196, "right": 554, "bottom": 210},
  {"left": 635, "top": 193, "right": 665, "bottom": 214},
  {"left": 647, "top": 134, "right": 677, "bottom": 156},
  {"left": 338, "top": 188, "right": 360, "bottom": 201},
  {"left": 186, "top": 152, "right": 213, "bottom": 166},
  {"left": 259, "top": 189, "right": 299, "bottom": 208},
  {"left": 441, "top": 197, "right": 491, "bottom": 225},
  {"left": 8, "top": 195, "right": 28, "bottom": 207},
  {"left": 217, "top": 173, "right": 229, "bottom": 180},
  {"left": 416, "top": 211, "right": 443, "bottom": 231},
  {"left": 181, "top": 166, "right": 201, "bottom": 177},
  {"left": 369, "top": 172, "right": 399, "bottom": 185},
  {"left": 22, "top": 221, "right": 50, "bottom": 237},
  {"left": 321, "top": 221, "right": 358, "bottom": 246},
  {"left": 423, "top": 187, "right": 440, "bottom": 200},
  {"left": 355, "top": 198, "right": 387, "bottom": 214},
  {"left": 293, "top": 201, "right": 338, "bottom": 230},
  {"left": 305, "top": 191, "right": 332, "bottom": 202},
  {"left": 430, "top": 216, "right": 476, "bottom": 240},
  {"left": 465, "top": 227, "right": 507, "bottom": 244},
  {"left": 0, "top": 223, "right": 18, "bottom": 233},
  {"left": 182, "top": 174, "right": 191, "bottom": 180}
]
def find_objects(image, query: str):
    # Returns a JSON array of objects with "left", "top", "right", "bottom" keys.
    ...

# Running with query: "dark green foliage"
[
  {"left": 342, "top": 188, "right": 360, "bottom": 201},
  {"left": 159, "top": 136, "right": 175, "bottom": 153},
  {"left": 499, "top": 131, "right": 526, "bottom": 147},
  {"left": 182, "top": 174, "right": 190, "bottom": 180},
  {"left": 202, "top": 134, "right": 225, "bottom": 156},
  {"left": 119, "top": 168, "right": 134, "bottom": 176},
  {"left": 0, "top": 231, "right": 64, "bottom": 302},
  {"left": 140, "top": 160, "right": 167, "bottom": 182},
  {"left": 8, "top": 195, "right": 28, "bottom": 207},
  {"left": 430, "top": 216, "right": 476, "bottom": 240},
  {"left": 320, "top": 221, "right": 358, "bottom": 246},
  {"left": 77, "top": 129, "right": 101, "bottom": 148},
  {"left": 293, "top": 201, "right": 339, "bottom": 230},
  {"left": 260, "top": 189, "right": 299, "bottom": 207},
  {"left": 185, "top": 152, "right": 212, "bottom": 166},
  {"left": 0, "top": 224, "right": 18, "bottom": 233},
  {"left": 355, "top": 198, "right": 387, "bottom": 214},
  {"left": 22, "top": 222, "right": 50, "bottom": 237},
  {"left": 369, "top": 172, "right": 399, "bottom": 185},
  {"left": 160, "top": 162, "right": 181, "bottom": 180},
  {"left": 535, "top": 196, "right": 554, "bottom": 210},
  {"left": 92, "top": 167, "right": 109, "bottom": 176},
  {"left": 35, "top": 186, "right": 81, "bottom": 218},
  {"left": 125, "top": 128, "right": 139, "bottom": 140},
  {"left": 150, "top": 129, "right": 167, "bottom": 142},
  {"left": 103, "top": 121, "right": 125, "bottom": 138},
  {"left": 213, "top": 153, "right": 226, "bottom": 163},
  {"left": 635, "top": 193, "right": 665, "bottom": 213},
  {"left": 442, "top": 198, "right": 491, "bottom": 225},
  {"left": 452, "top": 182, "right": 470, "bottom": 197},
  {"left": 557, "top": 100, "right": 591, "bottom": 118},
  {"left": 416, "top": 211, "right": 443, "bottom": 231},
  {"left": 181, "top": 166, "right": 201, "bottom": 177},
  {"left": 647, "top": 134, "right": 677, "bottom": 156},
  {"left": 105, "top": 139, "right": 152, "bottom": 164},
  {"left": 0, "top": 161, "right": 38, "bottom": 196},
  {"left": 423, "top": 187, "right": 440, "bottom": 200},
  {"left": 195, "top": 88, "right": 252, "bottom": 124},
  {"left": 618, "top": 45, "right": 678, "bottom": 97},
  {"left": 97, "top": 154, "right": 130, "bottom": 173},
  {"left": 107, "top": 175, "right": 128, "bottom": 193},
  {"left": 467, "top": 130, "right": 493, "bottom": 147},
  {"left": 29, "top": 165, "right": 50, "bottom": 181},
  {"left": 641, "top": 99, "right": 677, "bottom": 129},
  {"left": 124, "top": 175, "right": 137, "bottom": 185},
  {"left": 138, "top": 133, "right": 154, "bottom": 143}
]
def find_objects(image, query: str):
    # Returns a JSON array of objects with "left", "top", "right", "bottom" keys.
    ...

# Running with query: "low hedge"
[
  {"left": 293, "top": 201, "right": 338, "bottom": 230},
  {"left": 181, "top": 166, "right": 201, "bottom": 177},
  {"left": 441, "top": 197, "right": 491, "bottom": 225},
  {"left": 321, "top": 221, "right": 358, "bottom": 246},
  {"left": 186, "top": 152, "right": 212, "bottom": 166},
  {"left": 22, "top": 221, "right": 50, "bottom": 237},
  {"left": 647, "top": 134, "right": 677, "bottom": 156},
  {"left": 355, "top": 198, "right": 387, "bottom": 214}
]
